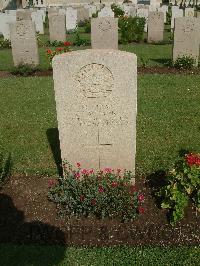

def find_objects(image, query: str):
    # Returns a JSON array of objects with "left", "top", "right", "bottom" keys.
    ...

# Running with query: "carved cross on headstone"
[{"left": 86, "top": 128, "right": 113, "bottom": 169}]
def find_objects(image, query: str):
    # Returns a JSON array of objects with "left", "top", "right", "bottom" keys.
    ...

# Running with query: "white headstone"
[
  {"left": 171, "top": 7, "right": 183, "bottom": 29},
  {"left": 53, "top": 49, "right": 137, "bottom": 176},
  {"left": 173, "top": 17, "right": 200, "bottom": 67},
  {"left": 0, "top": 13, "right": 16, "bottom": 40},
  {"left": 10, "top": 20, "right": 39, "bottom": 66},
  {"left": 158, "top": 5, "right": 168, "bottom": 23},
  {"left": 66, "top": 7, "right": 77, "bottom": 31},
  {"left": 185, "top": 8, "right": 194, "bottom": 18},
  {"left": 31, "top": 11, "right": 44, "bottom": 34},
  {"left": 98, "top": 6, "right": 114, "bottom": 18}
]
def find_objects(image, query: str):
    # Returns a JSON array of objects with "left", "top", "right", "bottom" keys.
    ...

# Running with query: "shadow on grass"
[
  {"left": 46, "top": 128, "right": 63, "bottom": 176},
  {"left": 0, "top": 193, "right": 66, "bottom": 266},
  {"left": 145, "top": 149, "right": 191, "bottom": 221}
]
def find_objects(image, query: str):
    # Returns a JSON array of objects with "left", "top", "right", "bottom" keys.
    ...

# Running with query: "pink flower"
[
  {"left": 104, "top": 167, "right": 112, "bottom": 173},
  {"left": 81, "top": 169, "right": 88, "bottom": 175},
  {"left": 130, "top": 185, "right": 136, "bottom": 193},
  {"left": 89, "top": 169, "right": 94, "bottom": 174},
  {"left": 91, "top": 199, "right": 97, "bottom": 205},
  {"left": 111, "top": 182, "right": 118, "bottom": 188},
  {"left": 138, "top": 194, "right": 145, "bottom": 202},
  {"left": 98, "top": 186, "right": 104, "bottom": 193},
  {"left": 138, "top": 207, "right": 145, "bottom": 214},
  {"left": 47, "top": 179, "right": 57, "bottom": 188},
  {"left": 80, "top": 195, "right": 85, "bottom": 202},
  {"left": 75, "top": 172, "right": 80, "bottom": 179},
  {"left": 76, "top": 162, "right": 81, "bottom": 168}
]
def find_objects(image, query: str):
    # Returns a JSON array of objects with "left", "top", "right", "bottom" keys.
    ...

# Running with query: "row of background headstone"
[
  {"left": 0, "top": 3, "right": 199, "bottom": 40},
  {"left": 9, "top": 11, "right": 200, "bottom": 68}
]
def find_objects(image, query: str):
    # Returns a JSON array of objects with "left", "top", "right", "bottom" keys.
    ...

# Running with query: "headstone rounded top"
[{"left": 52, "top": 49, "right": 137, "bottom": 65}]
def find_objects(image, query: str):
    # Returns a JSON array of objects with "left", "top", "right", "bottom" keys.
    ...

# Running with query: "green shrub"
[
  {"left": 10, "top": 64, "right": 39, "bottom": 77},
  {"left": 48, "top": 161, "right": 145, "bottom": 221},
  {"left": 111, "top": 3, "right": 125, "bottom": 17},
  {"left": 119, "top": 16, "right": 145, "bottom": 43},
  {"left": 92, "top": 12, "right": 98, "bottom": 18},
  {"left": 140, "top": 57, "right": 149, "bottom": 68},
  {"left": 73, "top": 32, "right": 90, "bottom": 46},
  {"left": 157, "top": 153, "right": 200, "bottom": 225},
  {"left": 174, "top": 55, "right": 196, "bottom": 69},
  {"left": 78, "top": 19, "right": 89, "bottom": 28},
  {"left": 0, "top": 39, "right": 11, "bottom": 49},
  {"left": 0, "top": 153, "right": 11, "bottom": 186},
  {"left": 84, "top": 20, "right": 91, "bottom": 33},
  {"left": 166, "top": 6, "right": 171, "bottom": 25},
  {"left": 47, "top": 40, "right": 66, "bottom": 47}
]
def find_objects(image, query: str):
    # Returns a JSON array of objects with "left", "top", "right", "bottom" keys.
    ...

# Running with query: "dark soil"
[
  {"left": 138, "top": 67, "right": 200, "bottom": 75},
  {"left": 1, "top": 67, "right": 200, "bottom": 78},
  {"left": 0, "top": 175, "right": 199, "bottom": 246}
]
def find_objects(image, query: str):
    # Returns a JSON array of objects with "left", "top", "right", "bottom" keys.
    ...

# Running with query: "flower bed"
[{"left": 48, "top": 162, "right": 144, "bottom": 222}]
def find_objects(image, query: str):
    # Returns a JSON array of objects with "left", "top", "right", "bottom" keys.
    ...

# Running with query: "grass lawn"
[
  {"left": 0, "top": 74, "right": 200, "bottom": 176},
  {"left": 0, "top": 245, "right": 199, "bottom": 266},
  {"left": 0, "top": 43, "right": 172, "bottom": 71}
]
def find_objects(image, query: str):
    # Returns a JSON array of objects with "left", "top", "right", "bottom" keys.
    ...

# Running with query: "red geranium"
[
  {"left": 117, "top": 168, "right": 121, "bottom": 174},
  {"left": 91, "top": 199, "right": 97, "bottom": 205},
  {"left": 98, "top": 186, "right": 104, "bottom": 193},
  {"left": 138, "top": 207, "right": 145, "bottom": 214},
  {"left": 76, "top": 162, "right": 81, "bottom": 168},
  {"left": 56, "top": 47, "right": 63, "bottom": 52},
  {"left": 130, "top": 185, "right": 136, "bottom": 193},
  {"left": 47, "top": 179, "right": 57, "bottom": 188},
  {"left": 111, "top": 182, "right": 118, "bottom": 188},
  {"left": 80, "top": 195, "right": 85, "bottom": 202},
  {"left": 138, "top": 194, "right": 145, "bottom": 202},
  {"left": 75, "top": 172, "right": 80, "bottom": 180},
  {"left": 185, "top": 153, "right": 200, "bottom": 166},
  {"left": 63, "top": 41, "right": 72, "bottom": 46},
  {"left": 104, "top": 167, "right": 112, "bottom": 174},
  {"left": 81, "top": 169, "right": 88, "bottom": 175}
]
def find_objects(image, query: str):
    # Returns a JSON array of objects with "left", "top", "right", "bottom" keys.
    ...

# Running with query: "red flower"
[
  {"left": 76, "top": 162, "right": 81, "bottom": 168},
  {"left": 91, "top": 199, "right": 97, "bottom": 205},
  {"left": 111, "top": 182, "right": 118, "bottom": 188},
  {"left": 138, "top": 194, "right": 145, "bottom": 202},
  {"left": 138, "top": 207, "right": 145, "bottom": 214},
  {"left": 56, "top": 47, "right": 63, "bottom": 52},
  {"left": 185, "top": 153, "right": 200, "bottom": 166},
  {"left": 47, "top": 179, "right": 57, "bottom": 188},
  {"left": 46, "top": 49, "right": 52, "bottom": 54},
  {"left": 98, "top": 186, "right": 104, "bottom": 193},
  {"left": 117, "top": 168, "right": 121, "bottom": 173},
  {"left": 63, "top": 41, "right": 72, "bottom": 46},
  {"left": 80, "top": 195, "right": 85, "bottom": 202}
]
